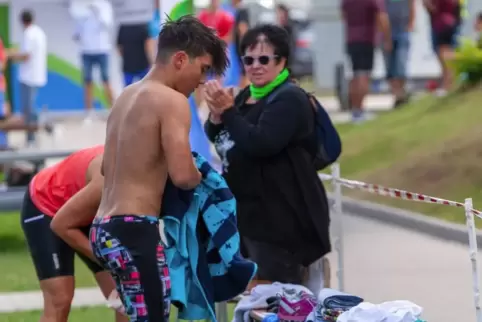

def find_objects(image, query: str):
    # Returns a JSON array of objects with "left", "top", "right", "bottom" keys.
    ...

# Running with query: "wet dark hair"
[
  {"left": 478, "top": 12, "right": 482, "bottom": 21},
  {"left": 156, "top": 15, "right": 229, "bottom": 76},
  {"left": 20, "top": 10, "right": 34, "bottom": 25},
  {"left": 239, "top": 24, "right": 290, "bottom": 68}
]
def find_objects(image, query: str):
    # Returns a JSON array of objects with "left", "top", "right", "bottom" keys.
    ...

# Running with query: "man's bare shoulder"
[{"left": 135, "top": 82, "right": 189, "bottom": 113}]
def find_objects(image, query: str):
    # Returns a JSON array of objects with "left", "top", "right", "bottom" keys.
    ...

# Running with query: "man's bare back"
[
  {"left": 97, "top": 80, "right": 202, "bottom": 218},
  {"left": 89, "top": 16, "right": 229, "bottom": 322}
]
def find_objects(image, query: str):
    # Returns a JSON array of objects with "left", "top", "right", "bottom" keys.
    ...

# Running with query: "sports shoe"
[{"left": 277, "top": 288, "right": 317, "bottom": 322}]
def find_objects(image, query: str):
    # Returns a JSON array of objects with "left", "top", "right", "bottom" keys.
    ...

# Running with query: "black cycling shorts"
[{"left": 21, "top": 184, "right": 104, "bottom": 280}]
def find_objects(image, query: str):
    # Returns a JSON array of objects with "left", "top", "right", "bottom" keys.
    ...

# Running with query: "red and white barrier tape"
[{"left": 318, "top": 173, "right": 482, "bottom": 218}]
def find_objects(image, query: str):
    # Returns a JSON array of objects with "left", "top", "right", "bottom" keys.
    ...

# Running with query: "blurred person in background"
[
  {"left": 423, "top": 0, "right": 460, "bottom": 96},
  {"left": 0, "top": 35, "right": 8, "bottom": 148},
  {"left": 198, "top": 0, "right": 234, "bottom": 44},
  {"left": 204, "top": 24, "right": 330, "bottom": 290},
  {"left": 196, "top": 0, "right": 234, "bottom": 104},
  {"left": 476, "top": 12, "right": 482, "bottom": 47},
  {"left": 149, "top": 0, "right": 161, "bottom": 43},
  {"left": 233, "top": 0, "right": 250, "bottom": 87},
  {"left": 383, "top": 0, "right": 415, "bottom": 108},
  {"left": 117, "top": 23, "right": 154, "bottom": 87},
  {"left": 8, "top": 9, "right": 47, "bottom": 146},
  {"left": 341, "top": 0, "right": 391, "bottom": 123},
  {"left": 74, "top": 0, "right": 114, "bottom": 120},
  {"left": 275, "top": 4, "right": 295, "bottom": 70}
]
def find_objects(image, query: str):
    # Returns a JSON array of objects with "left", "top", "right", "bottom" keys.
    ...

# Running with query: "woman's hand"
[
  {"left": 204, "top": 80, "right": 235, "bottom": 115},
  {"left": 209, "top": 112, "right": 223, "bottom": 125}
]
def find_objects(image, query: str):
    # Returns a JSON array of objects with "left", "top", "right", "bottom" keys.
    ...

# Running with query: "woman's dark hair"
[
  {"left": 156, "top": 15, "right": 229, "bottom": 76},
  {"left": 478, "top": 12, "right": 482, "bottom": 22},
  {"left": 239, "top": 24, "right": 290, "bottom": 68}
]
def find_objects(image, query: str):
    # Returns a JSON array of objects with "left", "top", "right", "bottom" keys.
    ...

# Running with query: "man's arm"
[
  {"left": 116, "top": 26, "right": 123, "bottom": 56},
  {"left": 8, "top": 37, "right": 31, "bottom": 62},
  {"left": 50, "top": 168, "right": 103, "bottom": 262},
  {"left": 423, "top": 0, "right": 435, "bottom": 13},
  {"left": 375, "top": 0, "right": 391, "bottom": 50},
  {"left": 160, "top": 93, "right": 202, "bottom": 190},
  {"left": 143, "top": 25, "right": 155, "bottom": 65},
  {"left": 408, "top": 0, "right": 416, "bottom": 31}
]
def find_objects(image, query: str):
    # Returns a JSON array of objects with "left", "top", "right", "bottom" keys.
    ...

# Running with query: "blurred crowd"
[
  {"left": 0, "top": 0, "right": 309, "bottom": 147},
  {"left": 341, "top": 0, "right": 482, "bottom": 123}
]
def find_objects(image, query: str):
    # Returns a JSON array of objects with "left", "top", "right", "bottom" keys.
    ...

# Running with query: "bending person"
[{"left": 21, "top": 144, "right": 127, "bottom": 322}]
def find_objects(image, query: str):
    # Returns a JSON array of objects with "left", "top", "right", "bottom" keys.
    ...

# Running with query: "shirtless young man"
[
  {"left": 21, "top": 145, "right": 127, "bottom": 322},
  {"left": 89, "top": 16, "right": 229, "bottom": 322}
]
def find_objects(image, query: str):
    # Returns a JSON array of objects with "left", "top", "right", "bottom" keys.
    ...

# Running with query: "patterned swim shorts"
[{"left": 90, "top": 214, "right": 171, "bottom": 322}]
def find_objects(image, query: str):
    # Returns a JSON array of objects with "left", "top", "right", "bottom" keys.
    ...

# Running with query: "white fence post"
[
  {"left": 216, "top": 302, "right": 228, "bottom": 322},
  {"left": 331, "top": 163, "right": 345, "bottom": 291},
  {"left": 464, "top": 198, "right": 482, "bottom": 322}
]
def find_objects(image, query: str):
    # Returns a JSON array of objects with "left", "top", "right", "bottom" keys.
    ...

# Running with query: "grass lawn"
[
  {"left": 0, "top": 305, "right": 235, "bottom": 322},
  {"left": 333, "top": 87, "right": 482, "bottom": 225},
  {"left": 0, "top": 212, "right": 97, "bottom": 292}
]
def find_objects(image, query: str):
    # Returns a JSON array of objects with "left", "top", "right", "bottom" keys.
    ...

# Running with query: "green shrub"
[{"left": 449, "top": 37, "right": 482, "bottom": 86}]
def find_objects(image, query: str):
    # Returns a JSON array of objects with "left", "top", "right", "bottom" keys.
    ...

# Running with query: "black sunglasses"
[{"left": 241, "top": 55, "right": 278, "bottom": 66}]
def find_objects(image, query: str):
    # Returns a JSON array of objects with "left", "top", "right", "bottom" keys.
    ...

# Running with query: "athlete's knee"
[
  {"left": 44, "top": 292, "right": 74, "bottom": 316},
  {"left": 41, "top": 278, "right": 75, "bottom": 318}
]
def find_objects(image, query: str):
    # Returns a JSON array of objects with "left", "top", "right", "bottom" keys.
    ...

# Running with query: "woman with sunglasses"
[{"left": 203, "top": 24, "right": 330, "bottom": 293}]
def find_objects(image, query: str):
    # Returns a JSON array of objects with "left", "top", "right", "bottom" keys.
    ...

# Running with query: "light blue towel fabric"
[{"left": 162, "top": 153, "right": 256, "bottom": 322}]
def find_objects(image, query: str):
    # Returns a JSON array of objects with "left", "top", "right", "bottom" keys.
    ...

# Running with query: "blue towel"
[{"left": 162, "top": 152, "right": 257, "bottom": 322}]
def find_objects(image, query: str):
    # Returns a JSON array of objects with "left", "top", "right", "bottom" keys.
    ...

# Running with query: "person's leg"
[
  {"left": 347, "top": 43, "right": 373, "bottom": 121},
  {"left": 91, "top": 215, "right": 171, "bottom": 322},
  {"left": 303, "top": 257, "right": 331, "bottom": 295},
  {"left": 94, "top": 271, "right": 129, "bottom": 322},
  {"left": 436, "top": 29, "right": 457, "bottom": 94},
  {"left": 77, "top": 226, "right": 128, "bottom": 322},
  {"left": 20, "top": 83, "right": 38, "bottom": 144},
  {"left": 391, "top": 33, "right": 411, "bottom": 106},
  {"left": 82, "top": 54, "right": 95, "bottom": 111},
  {"left": 20, "top": 187, "right": 76, "bottom": 321},
  {"left": 99, "top": 54, "right": 113, "bottom": 107},
  {"left": 383, "top": 38, "right": 397, "bottom": 100},
  {"left": 0, "top": 91, "right": 7, "bottom": 148},
  {"left": 242, "top": 237, "right": 303, "bottom": 285}
]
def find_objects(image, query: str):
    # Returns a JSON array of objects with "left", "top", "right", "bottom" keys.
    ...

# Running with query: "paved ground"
[
  {"left": 327, "top": 214, "right": 480, "bottom": 322},
  {"left": 1, "top": 212, "right": 480, "bottom": 321}
]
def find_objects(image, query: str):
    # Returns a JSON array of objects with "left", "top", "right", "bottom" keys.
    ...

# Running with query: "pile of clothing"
[{"left": 232, "top": 284, "right": 426, "bottom": 322}]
